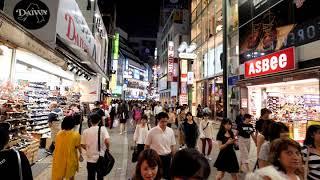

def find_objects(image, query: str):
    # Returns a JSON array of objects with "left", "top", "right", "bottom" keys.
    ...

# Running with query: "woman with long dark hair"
[
  {"left": 214, "top": 119, "right": 239, "bottom": 180},
  {"left": 302, "top": 125, "right": 320, "bottom": 180},
  {"left": 179, "top": 112, "right": 199, "bottom": 149},
  {"left": 133, "top": 149, "right": 162, "bottom": 180}
]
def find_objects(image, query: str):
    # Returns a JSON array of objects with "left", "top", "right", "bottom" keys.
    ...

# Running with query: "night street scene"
[{"left": 0, "top": 0, "right": 319, "bottom": 179}]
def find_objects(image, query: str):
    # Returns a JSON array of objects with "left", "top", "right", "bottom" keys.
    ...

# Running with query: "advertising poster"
[{"left": 239, "top": 0, "right": 320, "bottom": 64}]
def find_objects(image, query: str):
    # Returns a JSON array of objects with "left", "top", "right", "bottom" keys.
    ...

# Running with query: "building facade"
[{"left": 157, "top": 9, "right": 190, "bottom": 105}]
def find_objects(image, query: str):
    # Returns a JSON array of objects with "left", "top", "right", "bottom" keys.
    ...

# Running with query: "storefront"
[
  {"left": 0, "top": 0, "right": 107, "bottom": 166},
  {"left": 234, "top": 0, "right": 320, "bottom": 143}
]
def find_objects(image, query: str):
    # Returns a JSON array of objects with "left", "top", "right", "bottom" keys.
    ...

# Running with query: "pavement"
[{"left": 33, "top": 118, "right": 257, "bottom": 180}]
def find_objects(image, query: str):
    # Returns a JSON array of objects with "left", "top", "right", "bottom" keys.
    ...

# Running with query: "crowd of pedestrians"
[{"left": 0, "top": 99, "right": 320, "bottom": 180}]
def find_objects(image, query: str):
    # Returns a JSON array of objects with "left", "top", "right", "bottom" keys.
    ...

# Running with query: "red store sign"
[{"left": 245, "top": 47, "right": 295, "bottom": 78}]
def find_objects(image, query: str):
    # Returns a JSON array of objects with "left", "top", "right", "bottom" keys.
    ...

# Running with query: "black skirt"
[{"left": 214, "top": 144, "right": 239, "bottom": 173}]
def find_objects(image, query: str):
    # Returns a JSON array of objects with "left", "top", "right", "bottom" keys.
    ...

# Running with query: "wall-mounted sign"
[
  {"left": 181, "top": 82, "right": 187, "bottom": 94},
  {"left": 181, "top": 60, "right": 188, "bottom": 74},
  {"left": 168, "top": 41, "right": 174, "bottom": 81},
  {"left": 179, "top": 94, "right": 188, "bottom": 105},
  {"left": 56, "top": 0, "right": 101, "bottom": 62},
  {"left": 245, "top": 47, "right": 295, "bottom": 78},
  {"left": 4, "top": 0, "right": 59, "bottom": 46},
  {"left": 179, "top": 52, "right": 197, "bottom": 59},
  {"left": 171, "top": 82, "right": 178, "bottom": 97},
  {"left": 187, "top": 72, "right": 193, "bottom": 85},
  {"left": 13, "top": 0, "right": 50, "bottom": 29},
  {"left": 113, "top": 32, "right": 119, "bottom": 60}
]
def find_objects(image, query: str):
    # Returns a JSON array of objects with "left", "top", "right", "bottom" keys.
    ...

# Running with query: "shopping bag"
[{"left": 113, "top": 119, "right": 119, "bottom": 128}]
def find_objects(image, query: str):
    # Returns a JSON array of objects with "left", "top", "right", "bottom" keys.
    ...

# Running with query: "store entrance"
[{"left": 247, "top": 78, "right": 320, "bottom": 143}]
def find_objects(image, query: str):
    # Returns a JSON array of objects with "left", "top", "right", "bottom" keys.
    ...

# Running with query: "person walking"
[
  {"left": 302, "top": 125, "right": 320, "bottom": 180},
  {"left": 132, "top": 149, "right": 162, "bottom": 180},
  {"left": 167, "top": 108, "right": 176, "bottom": 128},
  {"left": 89, "top": 101, "right": 105, "bottom": 127},
  {"left": 153, "top": 102, "right": 163, "bottom": 125},
  {"left": 199, "top": 113, "right": 214, "bottom": 160},
  {"left": 134, "top": 115, "right": 150, "bottom": 159},
  {"left": 145, "top": 112, "right": 176, "bottom": 180},
  {"left": 235, "top": 108, "right": 245, "bottom": 126},
  {"left": 109, "top": 103, "right": 116, "bottom": 129},
  {"left": 214, "top": 119, "right": 239, "bottom": 180},
  {"left": 119, "top": 101, "right": 129, "bottom": 135},
  {"left": 179, "top": 112, "right": 199, "bottom": 149},
  {"left": 133, "top": 105, "right": 143, "bottom": 126},
  {"left": 196, "top": 104, "right": 203, "bottom": 119},
  {"left": 81, "top": 112, "right": 110, "bottom": 180},
  {"left": 237, "top": 114, "right": 255, "bottom": 172},
  {"left": 48, "top": 101, "right": 64, "bottom": 153},
  {"left": 52, "top": 116, "right": 82, "bottom": 180},
  {"left": 0, "top": 123, "right": 33, "bottom": 180}
]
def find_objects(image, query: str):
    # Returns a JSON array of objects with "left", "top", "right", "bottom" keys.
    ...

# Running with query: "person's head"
[
  {"left": 61, "top": 116, "right": 76, "bottom": 130},
  {"left": 202, "top": 113, "right": 209, "bottom": 120},
  {"left": 260, "top": 119, "right": 273, "bottom": 135},
  {"left": 243, "top": 114, "right": 252, "bottom": 123},
  {"left": 260, "top": 108, "right": 272, "bottom": 120},
  {"left": 134, "top": 149, "right": 162, "bottom": 180},
  {"left": 171, "top": 148, "right": 210, "bottom": 180},
  {"left": 186, "top": 112, "right": 193, "bottom": 121},
  {"left": 89, "top": 112, "right": 101, "bottom": 125},
  {"left": 141, "top": 115, "right": 148, "bottom": 125},
  {"left": 49, "top": 101, "right": 58, "bottom": 110},
  {"left": 304, "top": 125, "right": 320, "bottom": 148},
  {"left": 267, "top": 122, "right": 289, "bottom": 142},
  {"left": 0, "top": 123, "right": 10, "bottom": 150},
  {"left": 94, "top": 101, "right": 101, "bottom": 108},
  {"left": 156, "top": 112, "right": 169, "bottom": 130},
  {"left": 240, "top": 108, "right": 245, "bottom": 115},
  {"left": 269, "top": 138, "right": 302, "bottom": 174},
  {"left": 220, "top": 118, "right": 233, "bottom": 131}
]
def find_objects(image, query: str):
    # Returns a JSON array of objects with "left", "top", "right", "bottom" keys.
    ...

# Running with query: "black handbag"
[
  {"left": 131, "top": 146, "right": 139, "bottom": 163},
  {"left": 96, "top": 126, "right": 115, "bottom": 176}
]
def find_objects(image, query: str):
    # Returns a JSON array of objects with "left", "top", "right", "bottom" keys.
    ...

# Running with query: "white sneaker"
[
  {"left": 120, "top": 132, "right": 123, "bottom": 135},
  {"left": 206, "top": 156, "right": 212, "bottom": 161}
]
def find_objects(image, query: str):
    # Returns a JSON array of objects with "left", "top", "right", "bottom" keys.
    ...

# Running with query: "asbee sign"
[
  {"left": 245, "top": 47, "right": 295, "bottom": 78},
  {"left": 13, "top": 0, "right": 50, "bottom": 29}
]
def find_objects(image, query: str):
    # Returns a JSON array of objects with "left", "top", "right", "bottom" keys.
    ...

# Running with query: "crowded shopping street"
[{"left": 0, "top": 0, "right": 320, "bottom": 180}]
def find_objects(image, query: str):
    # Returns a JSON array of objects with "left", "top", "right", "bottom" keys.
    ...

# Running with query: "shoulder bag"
[
  {"left": 96, "top": 126, "right": 115, "bottom": 176},
  {"left": 14, "top": 149, "right": 23, "bottom": 180}
]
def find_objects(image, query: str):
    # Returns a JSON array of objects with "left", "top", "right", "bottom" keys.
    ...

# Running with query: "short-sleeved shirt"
[
  {"left": 52, "top": 130, "right": 81, "bottom": 179},
  {"left": 145, "top": 126, "right": 176, "bottom": 156},
  {"left": 258, "top": 141, "right": 271, "bottom": 161},
  {"left": 237, "top": 123, "right": 254, "bottom": 138},
  {"left": 302, "top": 146, "right": 320, "bottom": 180},
  {"left": 81, "top": 126, "right": 110, "bottom": 163},
  {"left": 0, "top": 150, "right": 33, "bottom": 180}
]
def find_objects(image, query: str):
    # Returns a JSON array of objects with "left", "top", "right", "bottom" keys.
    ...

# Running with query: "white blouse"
[{"left": 133, "top": 124, "right": 149, "bottom": 144}]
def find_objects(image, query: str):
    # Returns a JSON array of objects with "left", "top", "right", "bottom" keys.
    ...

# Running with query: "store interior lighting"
[{"left": 248, "top": 78, "right": 319, "bottom": 88}]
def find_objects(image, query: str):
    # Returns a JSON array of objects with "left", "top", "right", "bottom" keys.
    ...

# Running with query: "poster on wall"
[
  {"left": 239, "top": 0, "right": 320, "bottom": 64},
  {"left": 168, "top": 41, "right": 174, "bottom": 81}
]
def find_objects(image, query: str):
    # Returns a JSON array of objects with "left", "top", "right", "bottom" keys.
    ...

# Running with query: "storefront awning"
[{"left": 56, "top": 36, "right": 109, "bottom": 81}]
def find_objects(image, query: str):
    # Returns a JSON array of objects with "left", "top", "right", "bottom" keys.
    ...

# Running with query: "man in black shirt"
[
  {"left": 255, "top": 108, "right": 272, "bottom": 138},
  {"left": 88, "top": 101, "right": 105, "bottom": 127},
  {"left": 0, "top": 124, "right": 33, "bottom": 180}
]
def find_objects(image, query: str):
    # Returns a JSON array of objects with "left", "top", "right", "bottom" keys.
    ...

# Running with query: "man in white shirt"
[
  {"left": 81, "top": 112, "right": 110, "bottom": 180},
  {"left": 153, "top": 102, "right": 163, "bottom": 116},
  {"left": 145, "top": 112, "right": 176, "bottom": 179}
]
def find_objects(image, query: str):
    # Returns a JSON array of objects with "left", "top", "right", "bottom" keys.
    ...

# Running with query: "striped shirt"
[{"left": 302, "top": 146, "right": 320, "bottom": 180}]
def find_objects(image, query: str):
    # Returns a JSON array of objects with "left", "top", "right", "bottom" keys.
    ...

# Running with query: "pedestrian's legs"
[
  {"left": 137, "top": 144, "right": 145, "bottom": 156},
  {"left": 109, "top": 117, "right": 114, "bottom": 129},
  {"left": 87, "top": 162, "right": 96, "bottom": 180},
  {"left": 120, "top": 123, "right": 124, "bottom": 134},
  {"left": 201, "top": 138, "right": 207, "bottom": 155},
  {"left": 207, "top": 138, "right": 213, "bottom": 155},
  {"left": 231, "top": 173, "right": 238, "bottom": 180},
  {"left": 160, "top": 155, "right": 172, "bottom": 179}
]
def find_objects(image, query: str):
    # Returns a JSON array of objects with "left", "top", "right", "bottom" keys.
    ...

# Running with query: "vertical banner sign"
[
  {"left": 173, "top": 58, "right": 179, "bottom": 81},
  {"left": 180, "top": 60, "right": 188, "bottom": 82},
  {"left": 113, "top": 32, "right": 119, "bottom": 60},
  {"left": 168, "top": 41, "right": 174, "bottom": 81},
  {"left": 187, "top": 72, "right": 193, "bottom": 85}
]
